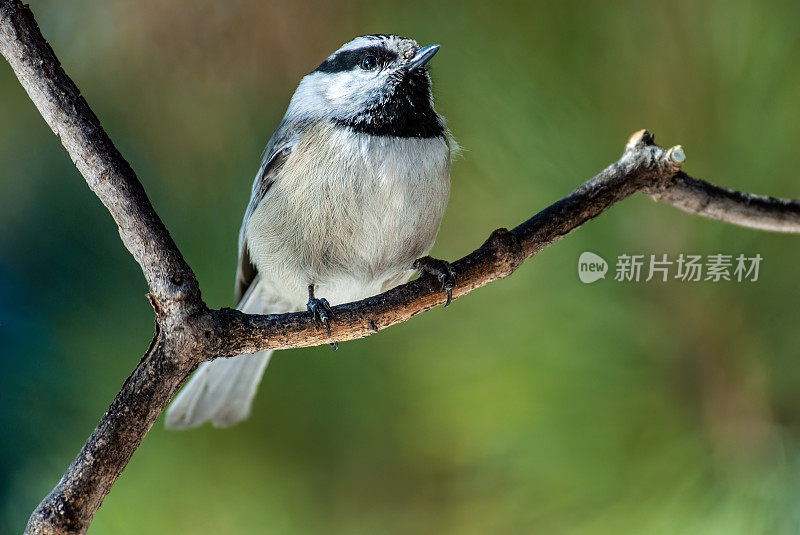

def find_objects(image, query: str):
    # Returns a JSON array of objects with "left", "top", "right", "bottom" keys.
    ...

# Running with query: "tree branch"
[
  {"left": 0, "top": 0, "right": 202, "bottom": 313},
  {"left": 648, "top": 170, "right": 800, "bottom": 233},
  {"left": 2, "top": 1, "right": 798, "bottom": 534}
]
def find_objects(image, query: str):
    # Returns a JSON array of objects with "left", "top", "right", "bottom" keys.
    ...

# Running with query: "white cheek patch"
[
  {"left": 325, "top": 73, "right": 354, "bottom": 104},
  {"left": 325, "top": 71, "right": 389, "bottom": 118},
  {"left": 291, "top": 69, "right": 390, "bottom": 121}
]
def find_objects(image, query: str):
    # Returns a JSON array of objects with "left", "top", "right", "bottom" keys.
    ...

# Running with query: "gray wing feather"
[{"left": 235, "top": 118, "right": 308, "bottom": 303}]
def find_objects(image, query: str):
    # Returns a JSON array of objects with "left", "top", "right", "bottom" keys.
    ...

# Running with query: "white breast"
[{"left": 246, "top": 121, "right": 451, "bottom": 307}]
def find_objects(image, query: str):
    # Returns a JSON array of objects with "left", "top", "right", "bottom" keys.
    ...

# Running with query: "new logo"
[{"left": 578, "top": 252, "right": 608, "bottom": 283}]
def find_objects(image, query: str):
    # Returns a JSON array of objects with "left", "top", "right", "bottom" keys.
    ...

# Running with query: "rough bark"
[{"left": 1, "top": 1, "right": 798, "bottom": 533}]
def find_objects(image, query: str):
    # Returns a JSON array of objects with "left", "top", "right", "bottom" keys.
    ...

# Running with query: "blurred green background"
[{"left": 3, "top": 0, "right": 800, "bottom": 533}]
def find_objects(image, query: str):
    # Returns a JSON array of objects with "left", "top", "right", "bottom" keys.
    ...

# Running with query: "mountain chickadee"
[{"left": 166, "top": 34, "right": 456, "bottom": 429}]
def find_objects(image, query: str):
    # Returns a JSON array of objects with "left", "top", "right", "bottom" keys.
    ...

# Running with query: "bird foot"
[
  {"left": 413, "top": 256, "right": 457, "bottom": 307},
  {"left": 306, "top": 285, "right": 337, "bottom": 350}
]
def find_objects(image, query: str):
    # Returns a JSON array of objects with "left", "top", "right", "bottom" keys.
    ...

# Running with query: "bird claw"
[
  {"left": 307, "top": 286, "right": 337, "bottom": 350},
  {"left": 413, "top": 256, "right": 457, "bottom": 307}
]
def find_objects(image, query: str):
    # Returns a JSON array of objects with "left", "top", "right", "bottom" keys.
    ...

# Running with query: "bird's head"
[{"left": 287, "top": 34, "right": 444, "bottom": 138}]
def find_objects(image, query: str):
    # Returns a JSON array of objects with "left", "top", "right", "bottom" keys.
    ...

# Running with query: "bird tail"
[{"left": 165, "top": 280, "right": 277, "bottom": 430}]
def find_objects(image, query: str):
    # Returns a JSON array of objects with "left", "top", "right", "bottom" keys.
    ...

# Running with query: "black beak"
[{"left": 407, "top": 45, "right": 440, "bottom": 70}]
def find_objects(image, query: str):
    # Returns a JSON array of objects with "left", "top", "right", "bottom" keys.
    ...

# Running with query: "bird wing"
[{"left": 234, "top": 121, "right": 304, "bottom": 304}]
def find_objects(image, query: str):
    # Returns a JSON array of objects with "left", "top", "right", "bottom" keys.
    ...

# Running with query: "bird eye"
[{"left": 360, "top": 54, "right": 378, "bottom": 71}]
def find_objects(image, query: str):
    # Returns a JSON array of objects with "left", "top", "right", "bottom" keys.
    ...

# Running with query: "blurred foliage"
[{"left": 2, "top": 0, "right": 800, "bottom": 533}]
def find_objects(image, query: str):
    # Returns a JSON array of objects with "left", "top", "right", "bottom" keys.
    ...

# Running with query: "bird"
[{"left": 165, "top": 34, "right": 457, "bottom": 430}]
